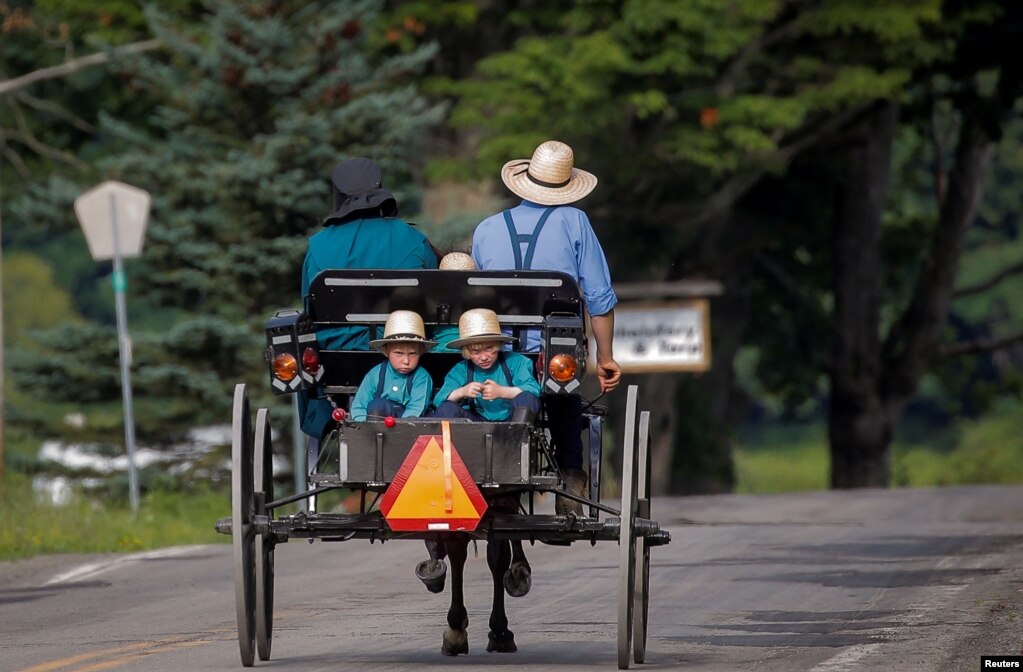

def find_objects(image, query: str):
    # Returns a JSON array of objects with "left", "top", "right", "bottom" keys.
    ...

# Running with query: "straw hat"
[
  {"left": 439, "top": 252, "right": 476, "bottom": 270},
  {"left": 447, "top": 308, "right": 515, "bottom": 348},
  {"left": 500, "top": 140, "right": 597, "bottom": 206},
  {"left": 369, "top": 310, "right": 437, "bottom": 351}
]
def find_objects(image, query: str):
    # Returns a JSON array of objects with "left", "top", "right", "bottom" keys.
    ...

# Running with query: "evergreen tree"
[{"left": 10, "top": 0, "right": 444, "bottom": 442}]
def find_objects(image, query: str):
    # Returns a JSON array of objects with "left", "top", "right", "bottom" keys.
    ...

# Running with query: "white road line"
[
  {"left": 809, "top": 643, "right": 882, "bottom": 671},
  {"left": 44, "top": 545, "right": 208, "bottom": 585}
]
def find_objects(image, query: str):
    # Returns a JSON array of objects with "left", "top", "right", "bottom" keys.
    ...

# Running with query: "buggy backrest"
[{"left": 306, "top": 269, "right": 583, "bottom": 392}]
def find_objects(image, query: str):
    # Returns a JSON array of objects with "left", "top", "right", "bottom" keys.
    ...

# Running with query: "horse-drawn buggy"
[{"left": 217, "top": 267, "right": 671, "bottom": 669}]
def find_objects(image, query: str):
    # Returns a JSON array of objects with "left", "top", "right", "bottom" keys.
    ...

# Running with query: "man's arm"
[{"left": 590, "top": 311, "right": 622, "bottom": 393}]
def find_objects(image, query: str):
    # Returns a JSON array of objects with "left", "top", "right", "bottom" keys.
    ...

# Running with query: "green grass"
[
  {"left": 0, "top": 473, "right": 228, "bottom": 561},
  {"left": 736, "top": 402, "right": 1023, "bottom": 493}
]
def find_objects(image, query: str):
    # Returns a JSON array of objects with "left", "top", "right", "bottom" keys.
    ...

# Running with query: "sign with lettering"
[{"left": 590, "top": 300, "right": 710, "bottom": 373}]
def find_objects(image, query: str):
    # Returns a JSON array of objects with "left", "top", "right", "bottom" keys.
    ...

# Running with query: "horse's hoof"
[
  {"left": 415, "top": 558, "right": 446, "bottom": 594},
  {"left": 487, "top": 629, "right": 517, "bottom": 653},
  {"left": 442, "top": 627, "right": 469, "bottom": 656},
  {"left": 503, "top": 561, "right": 531, "bottom": 597}
]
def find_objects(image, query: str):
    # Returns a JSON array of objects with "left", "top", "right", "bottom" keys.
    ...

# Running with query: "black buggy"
[{"left": 217, "top": 267, "right": 671, "bottom": 669}]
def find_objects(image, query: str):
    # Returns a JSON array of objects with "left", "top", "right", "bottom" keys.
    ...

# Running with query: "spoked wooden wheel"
[
  {"left": 633, "top": 411, "right": 651, "bottom": 664},
  {"left": 617, "top": 385, "right": 639, "bottom": 670},
  {"left": 232, "top": 384, "right": 256, "bottom": 667},
  {"left": 254, "top": 408, "right": 275, "bottom": 662}
]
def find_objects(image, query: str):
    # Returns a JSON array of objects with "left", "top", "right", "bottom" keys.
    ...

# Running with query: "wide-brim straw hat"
[
  {"left": 447, "top": 308, "right": 515, "bottom": 348},
  {"left": 369, "top": 310, "right": 437, "bottom": 351},
  {"left": 500, "top": 140, "right": 597, "bottom": 206},
  {"left": 439, "top": 252, "right": 476, "bottom": 270}
]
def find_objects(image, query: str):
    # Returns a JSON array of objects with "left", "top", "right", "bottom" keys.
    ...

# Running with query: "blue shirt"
[
  {"left": 302, "top": 217, "right": 438, "bottom": 350},
  {"left": 433, "top": 352, "right": 541, "bottom": 421},
  {"left": 471, "top": 201, "right": 616, "bottom": 351},
  {"left": 351, "top": 362, "right": 433, "bottom": 421}
]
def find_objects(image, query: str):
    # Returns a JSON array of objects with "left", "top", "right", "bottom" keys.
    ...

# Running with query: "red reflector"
[{"left": 301, "top": 347, "right": 320, "bottom": 374}]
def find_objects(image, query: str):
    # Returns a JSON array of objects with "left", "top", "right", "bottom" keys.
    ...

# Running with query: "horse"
[{"left": 414, "top": 494, "right": 533, "bottom": 655}]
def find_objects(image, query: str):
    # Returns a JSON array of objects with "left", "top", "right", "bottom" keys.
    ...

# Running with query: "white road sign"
[{"left": 74, "top": 181, "right": 151, "bottom": 260}]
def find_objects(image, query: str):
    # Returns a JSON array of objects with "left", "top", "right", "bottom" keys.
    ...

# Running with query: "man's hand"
[{"left": 596, "top": 358, "right": 622, "bottom": 393}]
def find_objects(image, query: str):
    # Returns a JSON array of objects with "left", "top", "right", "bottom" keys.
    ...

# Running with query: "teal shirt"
[
  {"left": 301, "top": 217, "right": 438, "bottom": 350},
  {"left": 431, "top": 325, "right": 462, "bottom": 353},
  {"left": 350, "top": 362, "right": 433, "bottom": 421},
  {"left": 433, "top": 352, "right": 541, "bottom": 421}
]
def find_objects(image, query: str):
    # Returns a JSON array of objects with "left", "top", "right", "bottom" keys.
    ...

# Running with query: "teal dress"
[{"left": 300, "top": 217, "right": 438, "bottom": 437}]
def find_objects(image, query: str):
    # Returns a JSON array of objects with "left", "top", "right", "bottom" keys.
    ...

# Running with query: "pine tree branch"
[
  {"left": 939, "top": 328, "right": 1023, "bottom": 358},
  {"left": 5, "top": 99, "right": 87, "bottom": 170},
  {"left": 14, "top": 92, "right": 97, "bottom": 133},
  {"left": 0, "top": 39, "right": 163, "bottom": 96},
  {"left": 955, "top": 259, "right": 1023, "bottom": 298}
]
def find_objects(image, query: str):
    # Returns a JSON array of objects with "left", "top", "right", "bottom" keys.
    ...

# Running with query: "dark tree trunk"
[
  {"left": 828, "top": 104, "right": 898, "bottom": 488},
  {"left": 829, "top": 94, "right": 997, "bottom": 488}
]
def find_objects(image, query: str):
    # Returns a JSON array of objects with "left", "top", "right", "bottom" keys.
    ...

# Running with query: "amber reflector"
[
  {"left": 273, "top": 353, "right": 298, "bottom": 381},
  {"left": 549, "top": 354, "right": 577, "bottom": 383}
]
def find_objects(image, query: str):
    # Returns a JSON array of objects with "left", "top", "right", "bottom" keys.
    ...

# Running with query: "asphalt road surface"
[{"left": 1, "top": 485, "right": 1021, "bottom": 672}]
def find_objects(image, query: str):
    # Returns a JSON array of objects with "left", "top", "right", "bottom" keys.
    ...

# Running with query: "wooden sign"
[{"left": 590, "top": 300, "right": 711, "bottom": 373}]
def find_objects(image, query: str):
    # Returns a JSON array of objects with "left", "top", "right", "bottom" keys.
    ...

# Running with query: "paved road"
[{"left": 1, "top": 485, "right": 1021, "bottom": 671}]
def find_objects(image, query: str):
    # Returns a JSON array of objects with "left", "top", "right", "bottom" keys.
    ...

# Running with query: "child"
[
  {"left": 431, "top": 308, "right": 541, "bottom": 422},
  {"left": 350, "top": 310, "right": 436, "bottom": 421},
  {"left": 433, "top": 252, "right": 477, "bottom": 353}
]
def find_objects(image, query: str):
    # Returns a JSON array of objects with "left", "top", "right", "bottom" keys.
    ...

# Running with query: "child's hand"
[
  {"left": 462, "top": 381, "right": 483, "bottom": 400},
  {"left": 481, "top": 380, "right": 504, "bottom": 400}
]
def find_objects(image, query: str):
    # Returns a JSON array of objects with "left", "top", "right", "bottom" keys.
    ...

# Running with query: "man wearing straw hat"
[
  {"left": 300, "top": 158, "right": 439, "bottom": 440},
  {"left": 471, "top": 140, "right": 622, "bottom": 516}
]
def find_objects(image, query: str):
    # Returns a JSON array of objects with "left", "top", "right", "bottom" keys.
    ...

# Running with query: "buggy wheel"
[
  {"left": 232, "top": 384, "right": 256, "bottom": 667},
  {"left": 633, "top": 411, "right": 651, "bottom": 664},
  {"left": 617, "top": 385, "right": 639, "bottom": 670},
  {"left": 254, "top": 408, "right": 275, "bottom": 662}
]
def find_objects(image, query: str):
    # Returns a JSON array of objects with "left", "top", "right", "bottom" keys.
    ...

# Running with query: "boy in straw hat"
[
  {"left": 431, "top": 308, "right": 541, "bottom": 422},
  {"left": 471, "top": 140, "right": 621, "bottom": 515},
  {"left": 350, "top": 310, "right": 436, "bottom": 421}
]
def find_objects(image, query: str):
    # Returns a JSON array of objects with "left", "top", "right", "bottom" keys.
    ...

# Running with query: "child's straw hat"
[
  {"left": 369, "top": 310, "right": 437, "bottom": 352},
  {"left": 447, "top": 308, "right": 515, "bottom": 348},
  {"left": 439, "top": 252, "right": 476, "bottom": 270}
]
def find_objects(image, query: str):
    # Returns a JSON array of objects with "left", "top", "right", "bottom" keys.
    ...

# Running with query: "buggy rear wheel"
[
  {"left": 633, "top": 411, "right": 651, "bottom": 664},
  {"left": 617, "top": 385, "right": 639, "bottom": 670},
  {"left": 232, "top": 384, "right": 256, "bottom": 667},
  {"left": 254, "top": 408, "right": 275, "bottom": 662}
]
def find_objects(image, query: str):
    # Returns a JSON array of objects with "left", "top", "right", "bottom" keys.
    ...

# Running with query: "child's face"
[
  {"left": 465, "top": 342, "right": 501, "bottom": 369},
  {"left": 386, "top": 343, "right": 423, "bottom": 375}
]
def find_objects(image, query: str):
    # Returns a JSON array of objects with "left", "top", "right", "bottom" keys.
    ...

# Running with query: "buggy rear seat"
[{"left": 305, "top": 269, "right": 584, "bottom": 395}]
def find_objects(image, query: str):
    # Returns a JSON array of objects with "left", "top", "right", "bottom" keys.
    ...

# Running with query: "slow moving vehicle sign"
[{"left": 379, "top": 423, "right": 488, "bottom": 532}]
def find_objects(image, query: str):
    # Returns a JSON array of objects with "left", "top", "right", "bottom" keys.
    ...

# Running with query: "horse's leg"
[
  {"left": 416, "top": 538, "right": 447, "bottom": 593},
  {"left": 503, "top": 540, "right": 532, "bottom": 597},
  {"left": 441, "top": 538, "right": 469, "bottom": 656},
  {"left": 486, "top": 539, "right": 518, "bottom": 652}
]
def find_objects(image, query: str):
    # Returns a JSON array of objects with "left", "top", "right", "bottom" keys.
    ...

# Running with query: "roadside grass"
[
  {"left": 0, "top": 473, "right": 227, "bottom": 561},
  {"left": 735, "top": 402, "right": 1023, "bottom": 493}
]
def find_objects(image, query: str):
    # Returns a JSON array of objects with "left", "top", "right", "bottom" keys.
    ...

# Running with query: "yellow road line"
[{"left": 13, "top": 637, "right": 214, "bottom": 672}]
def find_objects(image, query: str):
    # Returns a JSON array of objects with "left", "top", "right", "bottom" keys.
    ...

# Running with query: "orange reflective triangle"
[{"left": 379, "top": 428, "right": 488, "bottom": 532}]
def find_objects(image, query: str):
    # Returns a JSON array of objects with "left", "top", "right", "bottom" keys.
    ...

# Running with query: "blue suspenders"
[
  {"left": 503, "top": 207, "right": 556, "bottom": 270},
  {"left": 466, "top": 354, "right": 514, "bottom": 413},
  {"left": 375, "top": 364, "right": 415, "bottom": 400}
]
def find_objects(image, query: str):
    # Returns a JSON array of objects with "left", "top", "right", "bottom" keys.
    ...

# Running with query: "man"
[{"left": 472, "top": 140, "right": 622, "bottom": 515}]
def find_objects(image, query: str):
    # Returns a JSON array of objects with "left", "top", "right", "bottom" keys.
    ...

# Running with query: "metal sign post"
[{"left": 75, "top": 181, "right": 151, "bottom": 512}]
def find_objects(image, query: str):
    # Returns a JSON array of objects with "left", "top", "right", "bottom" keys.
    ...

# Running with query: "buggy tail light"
[
  {"left": 273, "top": 353, "right": 299, "bottom": 381},
  {"left": 301, "top": 346, "right": 320, "bottom": 374},
  {"left": 549, "top": 354, "right": 577, "bottom": 383}
]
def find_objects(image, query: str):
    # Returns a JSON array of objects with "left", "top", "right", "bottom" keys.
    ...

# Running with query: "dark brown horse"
[{"left": 416, "top": 496, "right": 532, "bottom": 655}]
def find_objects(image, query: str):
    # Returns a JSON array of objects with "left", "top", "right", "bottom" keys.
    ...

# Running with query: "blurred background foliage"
[{"left": 1, "top": 0, "right": 1022, "bottom": 511}]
